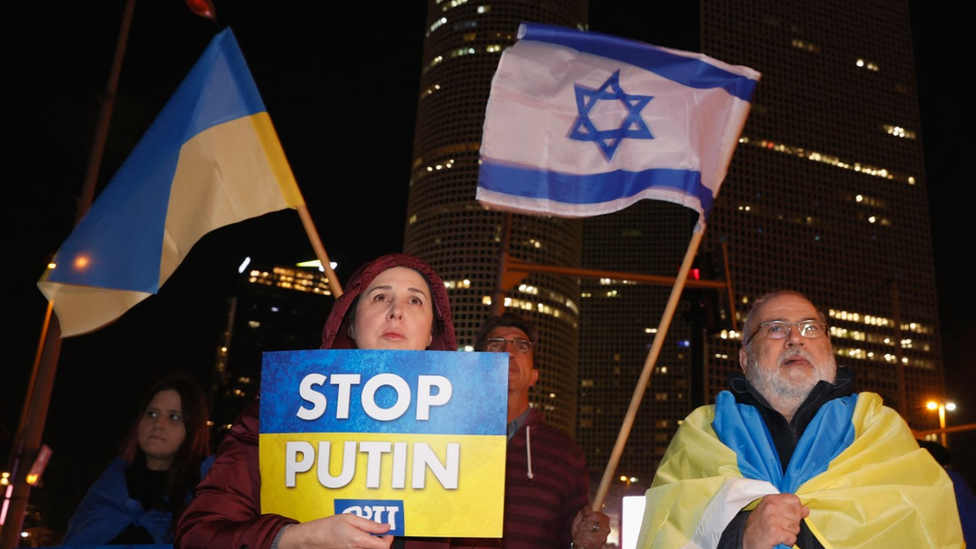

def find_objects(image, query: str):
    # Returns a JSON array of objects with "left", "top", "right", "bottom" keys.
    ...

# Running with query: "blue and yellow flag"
[
  {"left": 637, "top": 392, "right": 964, "bottom": 549},
  {"left": 38, "top": 28, "right": 304, "bottom": 337},
  {"left": 260, "top": 349, "right": 508, "bottom": 538}
]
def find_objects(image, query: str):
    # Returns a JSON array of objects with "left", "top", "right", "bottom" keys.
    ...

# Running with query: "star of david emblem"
[{"left": 568, "top": 70, "right": 654, "bottom": 161}]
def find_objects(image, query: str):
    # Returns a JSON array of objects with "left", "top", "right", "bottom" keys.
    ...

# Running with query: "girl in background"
[{"left": 62, "top": 373, "right": 211, "bottom": 545}]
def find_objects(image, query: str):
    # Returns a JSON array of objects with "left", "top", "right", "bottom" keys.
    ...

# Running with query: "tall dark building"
[
  {"left": 577, "top": 200, "right": 701, "bottom": 481},
  {"left": 404, "top": 0, "right": 589, "bottom": 435},
  {"left": 700, "top": 0, "right": 944, "bottom": 428},
  {"left": 210, "top": 263, "right": 335, "bottom": 441},
  {"left": 406, "top": 0, "right": 947, "bottom": 488},
  {"left": 578, "top": 0, "right": 946, "bottom": 482}
]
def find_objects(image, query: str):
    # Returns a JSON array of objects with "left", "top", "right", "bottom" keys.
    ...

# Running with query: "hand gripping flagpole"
[{"left": 592, "top": 223, "right": 707, "bottom": 510}]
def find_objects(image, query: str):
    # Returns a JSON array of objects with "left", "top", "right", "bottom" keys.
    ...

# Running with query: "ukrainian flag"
[
  {"left": 637, "top": 392, "right": 964, "bottom": 549},
  {"left": 38, "top": 28, "right": 304, "bottom": 337}
]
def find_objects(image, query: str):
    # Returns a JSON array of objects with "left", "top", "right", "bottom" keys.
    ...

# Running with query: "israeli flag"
[{"left": 477, "top": 23, "right": 760, "bottom": 219}]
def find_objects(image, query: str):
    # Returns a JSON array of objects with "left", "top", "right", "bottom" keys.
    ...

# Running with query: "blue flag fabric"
[
  {"left": 477, "top": 23, "right": 760, "bottom": 219},
  {"left": 712, "top": 391, "right": 857, "bottom": 495},
  {"left": 711, "top": 392, "right": 857, "bottom": 549},
  {"left": 637, "top": 393, "right": 963, "bottom": 549},
  {"left": 38, "top": 28, "right": 304, "bottom": 337}
]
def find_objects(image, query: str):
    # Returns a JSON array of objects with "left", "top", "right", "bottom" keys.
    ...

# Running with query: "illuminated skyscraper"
[
  {"left": 404, "top": 0, "right": 588, "bottom": 435},
  {"left": 576, "top": 200, "right": 702, "bottom": 479},
  {"left": 211, "top": 263, "right": 334, "bottom": 442},
  {"left": 578, "top": 0, "right": 946, "bottom": 479},
  {"left": 407, "top": 0, "right": 946, "bottom": 483},
  {"left": 700, "top": 0, "right": 944, "bottom": 429}
]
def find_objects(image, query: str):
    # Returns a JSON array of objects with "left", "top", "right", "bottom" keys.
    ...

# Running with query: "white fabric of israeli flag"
[{"left": 477, "top": 23, "right": 760, "bottom": 219}]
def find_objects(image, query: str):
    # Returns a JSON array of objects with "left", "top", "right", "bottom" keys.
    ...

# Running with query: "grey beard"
[{"left": 744, "top": 349, "right": 837, "bottom": 404}]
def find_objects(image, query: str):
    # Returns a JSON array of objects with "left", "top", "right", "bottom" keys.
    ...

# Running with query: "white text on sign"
[
  {"left": 296, "top": 373, "right": 453, "bottom": 421},
  {"left": 285, "top": 441, "right": 460, "bottom": 489}
]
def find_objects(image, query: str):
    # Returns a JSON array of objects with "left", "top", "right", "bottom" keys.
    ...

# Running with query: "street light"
[{"left": 925, "top": 400, "right": 956, "bottom": 447}]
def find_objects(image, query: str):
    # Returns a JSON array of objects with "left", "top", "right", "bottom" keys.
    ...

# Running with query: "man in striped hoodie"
[{"left": 475, "top": 313, "right": 609, "bottom": 549}]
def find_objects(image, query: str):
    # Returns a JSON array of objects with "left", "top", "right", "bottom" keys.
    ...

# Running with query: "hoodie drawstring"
[{"left": 525, "top": 425, "right": 534, "bottom": 481}]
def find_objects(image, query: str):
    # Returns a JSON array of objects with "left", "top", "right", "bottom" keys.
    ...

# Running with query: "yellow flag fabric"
[
  {"left": 637, "top": 393, "right": 964, "bottom": 549},
  {"left": 37, "top": 30, "right": 304, "bottom": 337}
]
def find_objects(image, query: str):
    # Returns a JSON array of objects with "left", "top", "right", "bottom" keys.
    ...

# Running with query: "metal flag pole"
[
  {"left": 0, "top": 1, "right": 137, "bottom": 546},
  {"left": 592, "top": 223, "right": 707, "bottom": 509},
  {"left": 490, "top": 212, "right": 515, "bottom": 316}
]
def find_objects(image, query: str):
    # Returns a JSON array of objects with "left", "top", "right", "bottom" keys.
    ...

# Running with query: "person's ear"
[
  {"left": 738, "top": 348, "right": 749, "bottom": 373},
  {"left": 530, "top": 369, "right": 539, "bottom": 387}
]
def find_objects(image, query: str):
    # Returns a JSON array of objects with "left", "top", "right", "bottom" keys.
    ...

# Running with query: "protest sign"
[{"left": 260, "top": 349, "right": 507, "bottom": 537}]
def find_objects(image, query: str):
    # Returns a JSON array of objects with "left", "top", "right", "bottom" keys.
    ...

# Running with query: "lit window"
[
  {"left": 429, "top": 17, "right": 447, "bottom": 33},
  {"left": 883, "top": 124, "right": 916, "bottom": 139},
  {"left": 740, "top": 134, "right": 915, "bottom": 185}
]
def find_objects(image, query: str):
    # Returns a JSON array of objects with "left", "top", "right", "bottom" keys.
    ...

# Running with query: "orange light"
[{"left": 183, "top": 0, "right": 217, "bottom": 20}]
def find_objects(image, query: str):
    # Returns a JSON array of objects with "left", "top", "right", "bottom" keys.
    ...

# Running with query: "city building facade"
[
  {"left": 700, "top": 0, "right": 945, "bottom": 431},
  {"left": 211, "top": 263, "right": 335, "bottom": 443},
  {"left": 406, "top": 0, "right": 946, "bottom": 486},
  {"left": 404, "top": 0, "right": 589, "bottom": 436}
]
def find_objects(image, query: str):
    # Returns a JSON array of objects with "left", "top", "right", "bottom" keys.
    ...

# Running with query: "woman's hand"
[{"left": 278, "top": 514, "right": 394, "bottom": 549}]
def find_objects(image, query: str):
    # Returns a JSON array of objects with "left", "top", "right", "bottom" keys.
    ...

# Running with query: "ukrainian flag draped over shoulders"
[
  {"left": 38, "top": 28, "right": 304, "bottom": 337},
  {"left": 637, "top": 392, "right": 964, "bottom": 549}
]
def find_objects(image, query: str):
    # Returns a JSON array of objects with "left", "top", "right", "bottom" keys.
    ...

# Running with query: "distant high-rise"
[
  {"left": 404, "top": 0, "right": 588, "bottom": 435},
  {"left": 211, "top": 263, "right": 334, "bottom": 441},
  {"left": 406, "top": 0, "right": 947, "bottom": 484},
  {"left": 700, "top": 0, "right": 944, "bottom": 428},
  {"left": 578, "top": 0, "right": 946, "bottom": 480},
  {"left": 577, "top": 199, "right": 702, "bottom": 480}
]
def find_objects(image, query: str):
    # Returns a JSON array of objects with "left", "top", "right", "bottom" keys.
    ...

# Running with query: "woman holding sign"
[{"left": 178, "top": 253, "right": 456, "bottom": 549}]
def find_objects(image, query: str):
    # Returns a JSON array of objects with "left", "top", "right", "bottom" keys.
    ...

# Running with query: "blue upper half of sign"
[{"left": 260, "top": 349, "right": 508, "bottom": 436}]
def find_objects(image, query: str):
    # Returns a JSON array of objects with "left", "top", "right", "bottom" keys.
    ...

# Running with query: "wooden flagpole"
[
  {"left": 592, "top": 223, "right": 707, "bottom": 509},
  {"left": 297, "top": 204, "right": 343, "bottom": 297}
]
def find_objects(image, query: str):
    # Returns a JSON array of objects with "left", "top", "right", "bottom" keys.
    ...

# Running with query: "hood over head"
[{"left": 321, "top": 253, "right": 456, "bottom": 351}]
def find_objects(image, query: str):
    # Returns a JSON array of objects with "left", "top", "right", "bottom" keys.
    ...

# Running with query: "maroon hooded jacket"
[{"left": 176, "top": 254, "right": 456, "bottom": 549}]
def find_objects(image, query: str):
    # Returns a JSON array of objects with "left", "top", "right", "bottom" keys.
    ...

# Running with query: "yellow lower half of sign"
[{"left": 260, "top": 432, "right": 505, "bottom": 537}]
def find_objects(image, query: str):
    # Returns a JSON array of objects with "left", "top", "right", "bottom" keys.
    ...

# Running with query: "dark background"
[{"left": 3, "top": 0, "right": 972, "bottom": 538}]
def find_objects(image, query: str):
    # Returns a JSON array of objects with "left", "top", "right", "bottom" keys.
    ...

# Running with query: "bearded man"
[{"left": 636, "top": 291, "right": 963, "bottom": 549}]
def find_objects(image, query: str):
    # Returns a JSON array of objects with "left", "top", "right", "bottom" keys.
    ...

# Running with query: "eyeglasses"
[
  {"left": 746, "top": 320, "right": 827, "bottom": 344},
  {"left": 484, "top": 337, "right": 533, "bottom": 354}
]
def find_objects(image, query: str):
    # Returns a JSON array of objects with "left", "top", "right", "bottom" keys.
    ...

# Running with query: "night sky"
[{"left": 4, "top": 0, "right": 973, "bottom": 534}]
